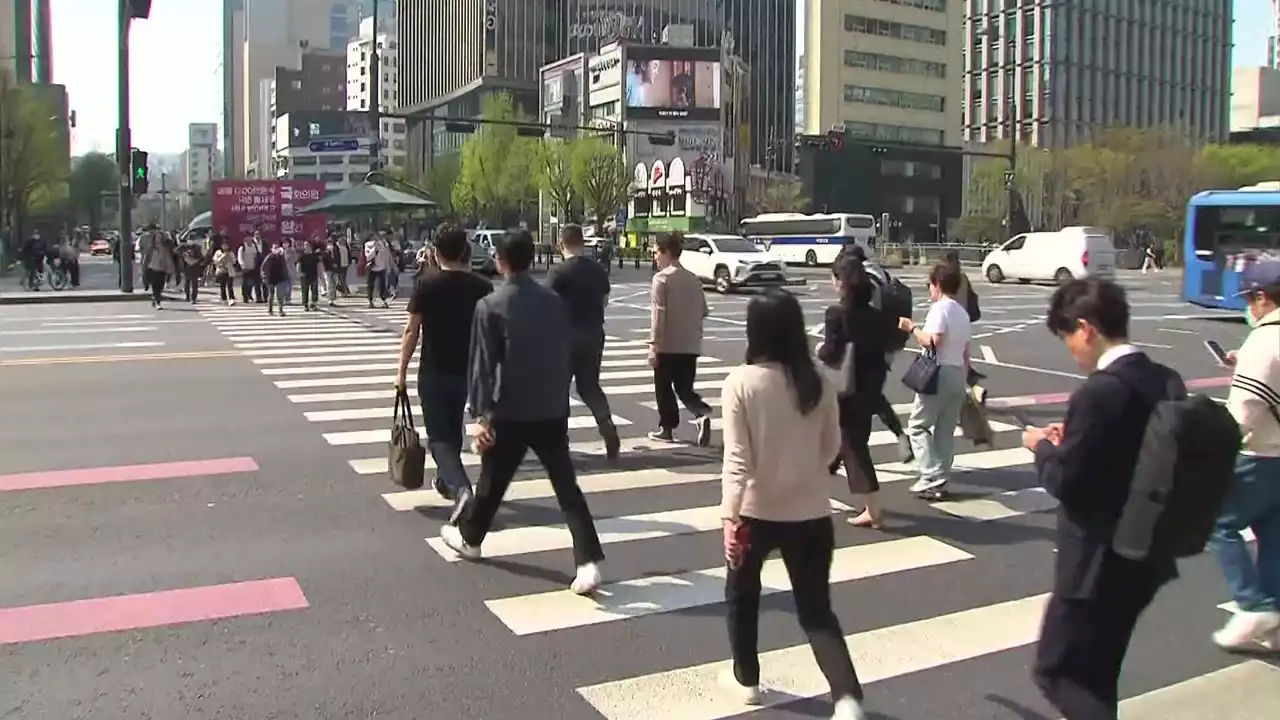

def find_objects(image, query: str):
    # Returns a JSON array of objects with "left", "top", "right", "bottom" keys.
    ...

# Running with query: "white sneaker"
[
  {"left": 1213, "top": 609, "right": 1280, "bottom": 650},
  {"left": 909, "top": 476, "right": 947, "bottom": 494},
  {"left": 438, "top": 524, "right": 481, "bottom": 561},
  {"left": 831, "top": 695, "right": 867, "bottom": 720},
  {"left": 717, "top": 669, "right": 762, "bottom": 705},
  {"left": 570, "top": 562, "right": 602, "bottom": 595}
]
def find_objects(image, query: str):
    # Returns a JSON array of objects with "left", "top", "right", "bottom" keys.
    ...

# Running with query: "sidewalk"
[{"left": 0, "top": 257, "right": 174, "bottom": 305}]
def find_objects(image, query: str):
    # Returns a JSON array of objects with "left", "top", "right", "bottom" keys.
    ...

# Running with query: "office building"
[
  {"left": 962, "top": 0, "right": 1232, "bottom": 148},
  {"left": 347, "top": 15, "right": 408, "bottom": 168},
  {"left": 1271, "top": 0, "right": 1279, "bottom": 69},
  {"left": 397, "top": 0, "right": 795, "bottom": 174},
  {"left": 32, "top": 0, "right": 51, "bottom": 83},
  {"left": 273, "top": 111, "right": 377, "bottom": 192},
  {"left": 245, "top": 50, "right": 349, "bottom": 178},
  {"left": 183, "top": 123, "right": 224, "bottom": 195},
  {"left": 0, "top": 1, "right": 16, "bottom": 83},
  {"left": 1232, "top": 66, "right": 1280, "bottom": 132},
  {"left": 224, "top": 0, "right": 362, "bottom": 177},
  {"left": 803, "top": 0, "right": 962, "bottom": 147},
  {"left": 795, "top": 54, "right": 805, "bottom": 133}
]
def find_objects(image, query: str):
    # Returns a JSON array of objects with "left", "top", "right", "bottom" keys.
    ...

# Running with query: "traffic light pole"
[
  {"left": 116, "top": 0, "right": 133, "bottom": 293},
  {"left": 367, "top": 0, "right": 380, "bottom": 170}
]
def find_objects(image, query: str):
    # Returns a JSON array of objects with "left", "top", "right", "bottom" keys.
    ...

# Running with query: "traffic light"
[
  {"left": 130, "top": 149, "right": 149, "bottom": 195},
  {"left": 127, "top": 0, "right": 152, "bottom": 19}
]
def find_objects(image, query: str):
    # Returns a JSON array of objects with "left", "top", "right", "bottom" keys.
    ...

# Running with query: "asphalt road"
[{"left": 1, "top": 265, "right": 1275, "bottom": 720}]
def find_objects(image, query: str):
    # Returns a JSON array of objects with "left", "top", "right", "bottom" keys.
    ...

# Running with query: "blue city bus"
[{"left": 1182, "top": 184, "right": 1280, "bottom": 311}]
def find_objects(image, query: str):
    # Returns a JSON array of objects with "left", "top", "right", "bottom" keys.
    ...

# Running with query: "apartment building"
[{"left": 347, "top": 15, "right": 408, "bottom": 168}]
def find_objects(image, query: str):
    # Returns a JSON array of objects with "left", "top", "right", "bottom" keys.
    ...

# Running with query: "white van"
[
  {"left": 466, "top": 229, "right": 507, "bottom": 255},
  {"left": 981, "top": 226, "right": 1117, "bottom": 285}
]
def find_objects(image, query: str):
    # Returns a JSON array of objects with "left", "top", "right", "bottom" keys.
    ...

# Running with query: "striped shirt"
[{"left": 1227, "top": 308, "right": 1280, "bottom": 456}]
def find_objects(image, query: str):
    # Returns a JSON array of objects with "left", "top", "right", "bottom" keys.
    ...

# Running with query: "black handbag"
[
  {"left": 901, "top": 345, "right": 940, "bottom": 395},
  {"left": 388, "top": 388, "right": 426, "bottom": 490}
]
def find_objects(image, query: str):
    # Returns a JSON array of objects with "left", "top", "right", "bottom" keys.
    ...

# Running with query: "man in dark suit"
[{"left": 1023, "top": 278, "right": 1180, "bottom": 720}]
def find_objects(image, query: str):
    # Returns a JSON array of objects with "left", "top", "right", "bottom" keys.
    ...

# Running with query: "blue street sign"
[{"left": 308, "top": 138, "right": 360, "bottom": 153}]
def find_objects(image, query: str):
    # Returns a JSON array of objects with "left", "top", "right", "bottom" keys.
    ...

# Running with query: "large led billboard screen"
[{"left": 625, "top": 46, "right": 720, "bottom": 121}]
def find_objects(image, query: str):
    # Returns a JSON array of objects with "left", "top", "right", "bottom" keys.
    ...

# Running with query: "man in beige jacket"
[{"left": 647, "top": 233, "right": 713, "bottom": 447}]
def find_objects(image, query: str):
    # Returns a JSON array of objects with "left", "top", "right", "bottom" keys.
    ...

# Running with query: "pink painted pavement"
[
  {"left": 0, "top": 577, "right": 309, "bottom": 645},
  {"left": 0, "top": 456, "right": 259, "bottom": 493},
  {"left": 988, "top": 375, "right": 1230, "bottom": 409}
]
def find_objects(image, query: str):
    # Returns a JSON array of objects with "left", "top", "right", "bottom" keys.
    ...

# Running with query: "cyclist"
[{"left": 20, "top": 231, "right": 46, "bottom": 290}]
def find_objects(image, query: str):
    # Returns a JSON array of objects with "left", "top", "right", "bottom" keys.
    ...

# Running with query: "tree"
[
  {"left": 540, "top": 139, "right": 577, "bottom": 225},
  {"left": 0, "top": 77, "right": 65, "bottom": 254},
  {"left": 68, "top": 152, "right": 118, "bottom": 235},
  {"left": 748, "top": 177, "right": 809, "bottom": 214},
  {"left": 452, "top": 92, "right": 541, "bottom": 224},
  {"left": 424, "top": 152, "right": 460, "bottom": 217},
  {"left": 1195, "top": 144, "right": 1280, "bottom": 189},
  {"left": 571, "top": 137, "right": 630, "bottom": 233}
]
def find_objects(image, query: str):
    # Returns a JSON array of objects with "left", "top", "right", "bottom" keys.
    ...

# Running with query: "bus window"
[{"left": 1195, "top": 206, "right": 1280, "bottom": 254}]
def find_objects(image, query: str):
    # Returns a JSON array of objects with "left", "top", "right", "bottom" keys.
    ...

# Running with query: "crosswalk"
[{"left": 198, "top": 301, "right": 1268, "bottom": 719}]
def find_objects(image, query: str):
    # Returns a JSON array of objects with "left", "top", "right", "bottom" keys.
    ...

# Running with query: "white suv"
[{"left": 680, "top": 234, "right": 789, "bottom": 293}]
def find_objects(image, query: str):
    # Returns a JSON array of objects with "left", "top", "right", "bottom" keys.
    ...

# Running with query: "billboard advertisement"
[
  {"left": 625, "top": 46, "right": 720, "bottom": 121},
  {"left": 210, "top": 180, "right": 328, "bottom": 248},
  {"left": 628, "top": 119, "right": 732, "bottom": 217},
  {"left": 189, "top": 123, "right": 218, "bottom": 148}
]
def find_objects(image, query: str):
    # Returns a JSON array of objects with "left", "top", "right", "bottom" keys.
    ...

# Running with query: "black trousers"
[
  {"left": 418, "top": 373, "right": 472, "bottom": 498},
  {"left": 68, "top": 259, "right": 80, "bottom": 287},
  {"left": 145, "top": 269, "right": 166, "bottom": 305},
  {"left": 835, "top": 398, "right": 879, "bottom": 494},
  {"left": 217, "top": 274, "right": 234, "bottom": 301},
  {"left": 872, "top": 393, "right": 904, "bottom": 436},
  {"left": 653, "top": 352, "right": 711, "bottom": 430},
  {"left": 726, "top": 516, "right": 863, "bottom": 701},
  {"left": 457, "top": 417, "right": 604, "bottom": 566},
  {"left": 300, "top": 275, "right": 320, "bottom": 307},
  {"left": 1033, "top": 562, "right": 1164, "bottom": 719},
  {"left": 571, "top": 338, "right": 617, "bottom": 439},
  {"left": 183, "top": 270, "right": 202, "bottom": 301},
  {"left": 366, "top": 269, "right": 387, "bottom": 302},
  {"left": 241, "top": 269, "right": 262, "bottom": 302}
]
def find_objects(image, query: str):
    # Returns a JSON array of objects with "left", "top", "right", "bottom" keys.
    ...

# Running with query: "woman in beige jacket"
[{"left": 719, "top": 289, "right": 867, "bottom": 720}]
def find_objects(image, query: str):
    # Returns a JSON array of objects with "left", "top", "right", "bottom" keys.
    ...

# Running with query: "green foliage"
[
  {"left": 748, "top": 178, "right": 809, "bottom": 214},
  {"left": 68, "top": 152, "right": 118, "bottom": 231},
  {"left": 570, "top": 137, "right": 631, "bottom": 232},
  {"left": 961, "top": 126, "right": 1280, "bottom": 244},
  {"left": 452, "top": 92, "right": 541, "bottom": 223},
  {"left": 0, "top": 77, "right": 67, "bottom": 233},
  {"left": 540, "top": 139, "right": 578, "bottom": 223}
]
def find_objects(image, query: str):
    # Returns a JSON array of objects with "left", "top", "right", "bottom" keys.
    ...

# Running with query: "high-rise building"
[
  {"left": 183, "top": 123, "right": 224, "bottom": 195},
  {"left": 1270, "top": 0, "right": 1280, "bottom": 69},
  {"left": 1231, "top": 66, "right": 1280, "bottom": 132},
  {"left": 223, "top": 0, "right": 362, "bottom": 178},
  {"left": 32, "top": 0, "right": 51, "bottom": 83},
  {"left": 3, "top": 0, "right": 32, "bottom": 84},
  {"left": 347, "top": 15, "right": 408, "bottom": 168},
  {"left": 962, "top": 0, "right": 1233, "bottom": 148},
  {"left": 795, "top": 54, "right": 805, "bottom": 133},
  {"left": 0, "top": 1, "right": 17, "bottom": 84},
  {"left": 803, "top": 0, "right": 962, "bottom": 147},
  {"left": 396, "top": 0, "right": 795, "bottom": 173}
]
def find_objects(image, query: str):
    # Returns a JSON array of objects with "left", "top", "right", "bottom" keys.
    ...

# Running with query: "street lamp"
[
  {"left": 117, "top": 0, "right": 152, "bottom": 293},
  {"left": 368, "top": 0, "right": 381, "bottom": 171}
]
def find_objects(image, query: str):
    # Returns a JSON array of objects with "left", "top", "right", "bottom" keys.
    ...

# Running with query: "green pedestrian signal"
[{"left": 130, "top": 149, "right": 149, "bottom": 195}]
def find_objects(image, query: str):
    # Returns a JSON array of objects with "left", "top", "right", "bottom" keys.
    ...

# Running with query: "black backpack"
[
  {"left": 879, "top": 275, "right": 913, "bottom": 351},
  {"left": 1110, "top": 370, "right": 1242, "bottom": 562}
]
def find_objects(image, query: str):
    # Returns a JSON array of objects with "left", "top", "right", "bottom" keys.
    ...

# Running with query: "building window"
[
  {"left": 293, "top": 172, "right": 317, "bottom": 180},
  {"left": 891, "top": 194, "right": 942, "bottom": 215},
  {"left": 874, "top": 0, "right": 946, "bottom": 11},
  {"left": 845, "top": 121, "right": 945, "bottom": 145},
  {"left": 320, "top": 172, "right": 346, "bottom": 183},
  {"left": 844, "top": 15, "right": 946, "bottom": 45},
  {"left": 318, "top": 155, "right": 344, "bottom": 166},
  {"left": 845, "top": 85, "right": 945, "bottom": 112},
  {"left": 348, "top": 172, "right": 365, "bottom": 183},
  {"left": 844, "top": 50, "right": 946, "bottom": 79},
  {"left": 392, "top": 139, "right": 405, "bottom": 150},
  {"left": 292, "top": 156, "right": 318, "bottom": 166},
  {"left": 290, "top": 80, "right": 302, "bottom": 90},
  {"left": 881, "top": 159, "right": 944, "bottom": 179}
]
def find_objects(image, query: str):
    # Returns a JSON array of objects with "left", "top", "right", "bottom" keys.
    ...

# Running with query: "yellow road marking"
[{"left": 0, "top": 350, "right": 243, "bottom": 366}]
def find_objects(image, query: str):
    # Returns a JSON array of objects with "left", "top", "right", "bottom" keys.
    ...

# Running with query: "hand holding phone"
[{"left": 1204, "top": 340, "right": 1233, "bottom": 368}]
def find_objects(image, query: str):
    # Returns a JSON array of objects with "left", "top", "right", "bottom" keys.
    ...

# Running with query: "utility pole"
[
  {"left": 158, "top": 172, "right": 169, "bottom": 230},
  {"left": 117, "top": 0, "right": 134, "bottom": 292},
  {"left": 367, "top": 0, "right": 381, "bottom": 171}
]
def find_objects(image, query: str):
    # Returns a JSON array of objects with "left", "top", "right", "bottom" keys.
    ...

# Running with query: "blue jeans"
[
  {"left": 419, "top": 372, "right": 472, "bottom": 497},
  {"left": 906, "top": 365, "right": 967, "bottom": 482},
  {"left": 1210, "top": 454, "right": 1280, "bottom": 613}
]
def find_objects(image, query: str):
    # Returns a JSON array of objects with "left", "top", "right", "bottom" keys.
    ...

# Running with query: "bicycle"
[{"left": 45, "top": 259, "right": 70, "bottom": 291}]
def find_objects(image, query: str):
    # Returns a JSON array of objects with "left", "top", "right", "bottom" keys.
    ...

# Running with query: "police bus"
[{"left": 739, "top": 212, "right": 877, "bottom": 266}]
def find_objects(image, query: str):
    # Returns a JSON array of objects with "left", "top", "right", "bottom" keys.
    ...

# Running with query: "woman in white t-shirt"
[{"left": 897, "top": 262, "right": 972, "bottom": 498}]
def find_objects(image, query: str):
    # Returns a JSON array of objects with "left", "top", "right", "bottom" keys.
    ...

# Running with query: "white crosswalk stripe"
[{"left": 197, "top": 303, "right": 1254, "bottom": 717}]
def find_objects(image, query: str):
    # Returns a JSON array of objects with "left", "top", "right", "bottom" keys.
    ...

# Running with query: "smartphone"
[
  {"left": 729, "top": 522, "right": 751, "bottom": 570},
  {"left": 1007, "top": 409, "right": 1036, "bottom": 429},
  {"left": 1204, "top": 340, "right": 1229, "bottom": 367}
]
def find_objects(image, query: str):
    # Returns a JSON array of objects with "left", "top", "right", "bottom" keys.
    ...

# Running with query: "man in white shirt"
[
  {"left": 1210, "top": 258, "right": 1280, "bottom": 652},
  {"left": 364, "top": 231, "right": 393, "bottom": 308}
]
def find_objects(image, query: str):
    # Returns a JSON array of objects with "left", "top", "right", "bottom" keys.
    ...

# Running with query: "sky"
[{"left": 52, "top": 0, "right": 1275, "bottom": 156}]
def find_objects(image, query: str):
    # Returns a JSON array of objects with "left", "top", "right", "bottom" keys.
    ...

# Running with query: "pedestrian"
[
  {"left": 212, "top": 239, "right": 237, "bottom": 305},
  {"left": 323, "top": 238, "right": 342, "bottom": 307},
  {"left": 386, "top": 228, "right": 402, "bottom": 299},
  {"left": 335, "top": 234, "right": 352, "bottom": 295},
  {"left": 282, "top": 238, "right": 298, "bottom": 305},
  {"left": 180, "top": 237, "right": 205, "bottom": 303},
  {"left": 297, "top": 241, "right": 323, "bottom": 311},
  {"left": 261, "top": 244, "right": 289, "bottom": 316},
  {"left": 1026, "top": 278, "right": 1181, "bottom": 719},
  {"left": 547, "top": 224, "right": 622, "bottom": 463},
  {"left": 58, "top": 236, "right": 81, "bottom": 288},
  {"left": 646, "top": 232, "right": 714, "bottom": 447},
  {"left": 142, "top": 230, "right": 176, "bottom": 309},
  {"left": 719, "top": 289, "right": 867, "bottom": 720},
  {"left": 942, "top": 250, "right": 987, "bottom": 397},
  {"left": 438, "top": 230, "right": 605, "bottom": 596},
  {"left": 1210, "top": 258, "right": 1280, "bottom": 652},
  {"left": 394, "top": 224, "right": 494, "bottom": 521},
  {"left": 238, "top": 231, "right": 264, "bottom": 303},
  {"left": 819, "top": 256, "right": 899, "bottom": 529},
  {"left": 364, "top": 231, "right": 393, "bottom": 308},
  {"left": 898, "top": 261, "right": 972, "bottom": 499}
]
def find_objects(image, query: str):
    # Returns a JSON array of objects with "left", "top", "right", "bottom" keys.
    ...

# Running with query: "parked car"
[
  {"left": 469, "top": 240, "right": 497, "bottom": 276},
  {"left": 88, "top": 238, "right": 112, "bottom": 256},
  {"left": 678, "top": 233, "right": 790, "bottom": 293}
]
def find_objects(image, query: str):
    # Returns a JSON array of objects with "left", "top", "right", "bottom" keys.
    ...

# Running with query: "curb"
[{"left": 0, "top": 290, "right": 186, "bottom": 306}]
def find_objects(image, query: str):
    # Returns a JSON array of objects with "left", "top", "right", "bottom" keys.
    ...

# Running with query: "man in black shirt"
[
  {"left": 395, "top": 224, "right": 493, "bottom": 522},
  {"left": 546, "top": 224, "right": 621, "bottom": 463}
]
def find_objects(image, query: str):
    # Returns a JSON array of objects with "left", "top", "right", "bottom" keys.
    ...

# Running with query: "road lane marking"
[
  {"left": 0, "top": 350, "right": 242, "bottom": 366},
  {"left": 0, "top": 326, "right": 157, "bottom": 336},
  {"left": 0, "top": 456, "right": 259, "bottom": 492},
  {"left": 979, "top": 344, "right": 998, "bottom": 363},
  {"left": 0, "top": 341, "right": 164, "bottom": 353}
]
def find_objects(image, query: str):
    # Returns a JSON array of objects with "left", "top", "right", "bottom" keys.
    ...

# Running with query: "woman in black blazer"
[{"left": 820, "top": 256, "right": 899, "bottom": 528}]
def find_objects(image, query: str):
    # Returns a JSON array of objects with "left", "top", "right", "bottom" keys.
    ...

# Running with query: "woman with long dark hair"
[
  {"left": 819, "top": 256, "right": 898, "bottom": 528},
  {"left": 719, "top": 290, "right": 867, "bottom": 720}
]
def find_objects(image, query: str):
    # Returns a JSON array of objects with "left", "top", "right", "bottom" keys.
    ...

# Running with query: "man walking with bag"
[
  {"left": 438, "top": 230, "right": 605, "bottom": 595},
  {"left": 394, "top": 225, "right": 493, "bottom": 523}
]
